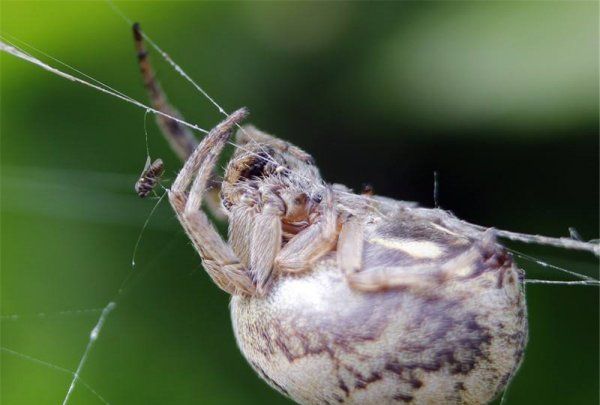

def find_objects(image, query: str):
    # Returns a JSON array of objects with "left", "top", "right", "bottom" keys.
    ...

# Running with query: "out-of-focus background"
[{"left": 1, "top": 1, "right": 598, "bottom": 404}]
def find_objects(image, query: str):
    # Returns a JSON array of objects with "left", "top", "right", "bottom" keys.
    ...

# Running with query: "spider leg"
[
  {"left": 169, "top": 108, "right": 255, "bottom": 296},
  {"left": 343, "top": 231, "right": 496, "bottom": 292},
  {"left": 337, "top": 217, "right": 364, "bottom": 276},
  {"left": 133, "top": 23, "right": 197, "bottom": 160},
  {"left": 336, "top": 216, "right": 398, "bottom": 291},
  {"left": 249, "top": 201, "right": 284, "bottom": 294},
  {"left": 346, "top": 264, "right": 443, "bottom": 292},
  {"left": 132, "top": 23, "right": 225, "bottom": 220},
  {"left": 334, "top": 217, "right": 425, "bottom": 291},
  {"left": 228, "top": 195, "right": 285, "bottom": 295}
]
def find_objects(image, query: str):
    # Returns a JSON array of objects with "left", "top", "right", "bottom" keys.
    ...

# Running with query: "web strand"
[
  {"left": 1, "top": 308, "right": 104, "bottom": 321},
  {"left": 0, "top": 40, "right": 208, "bottom": 135},
  {"left": 469, "top": 222, "right": 599, "bottom": 256},
  {"left": 61, "top": 302, "right": 116, "bottom": 405},
  {"left": 143, "top": 109, "right": 152, "bottom": 159},
  {"left": 1, "top": 347, "right": 110, "bottom": 404},
  {"left": 505, "top": 246, "right": 596, "bottom": 282},
  {"left": 131, "top": 190, "right": 168, "bottom": 268},
  {"left": 525, "top": 279, "right": 599, "bottom": 286},
  {"left": 3, "top": 34, "right": 135, "bottom": 104}
]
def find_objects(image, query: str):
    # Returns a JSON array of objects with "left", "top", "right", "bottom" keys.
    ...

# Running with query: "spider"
[{"left": 133, "top": 22, "right": 528, "bottom": 405}]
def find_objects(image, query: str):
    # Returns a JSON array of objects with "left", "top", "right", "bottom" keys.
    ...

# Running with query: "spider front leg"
[
  {"left": 228, "top": 189, "right": 287, "bottom": 295},
  {"left": 249, "top": 195, "right": 286, "bottom": 294},
  {"left": 169, "top": 108, "right": 255, "bottom": 296},
  {"left": 133, "top": 23, "right": 197, "bottom": 160}
]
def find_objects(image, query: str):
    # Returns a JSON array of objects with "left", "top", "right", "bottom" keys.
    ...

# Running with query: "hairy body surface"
[
  {"left": 131, "top": 24, "right": 527, "bottom": 404},
  {"left": 167, "top": 109, "right": 527, "bottom": 404}
]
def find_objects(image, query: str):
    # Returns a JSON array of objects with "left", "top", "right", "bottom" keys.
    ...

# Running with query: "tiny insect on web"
[{"left": 4, "top": 3, "right": 597, "bottom": 404}]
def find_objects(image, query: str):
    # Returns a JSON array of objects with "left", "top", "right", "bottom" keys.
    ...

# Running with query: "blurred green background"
[{"left": 1, "top": 1, "right": 598, "bottom": 404}]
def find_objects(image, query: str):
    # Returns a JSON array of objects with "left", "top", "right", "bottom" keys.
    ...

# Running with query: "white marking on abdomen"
[{"left": 369, "top": 238, "right": 446, "bottom": 259}]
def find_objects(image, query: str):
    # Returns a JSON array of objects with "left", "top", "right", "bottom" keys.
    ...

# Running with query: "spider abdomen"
[{"left": 231, "top": 225, "right": 527, "bottom": 405}]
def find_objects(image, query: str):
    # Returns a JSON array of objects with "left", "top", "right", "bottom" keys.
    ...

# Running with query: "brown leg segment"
[
  {"left": 336, "top": 218, "right": 364, "bottom": 276},
  {"left": 132, "top": 23, "right": 198, "bottom": 161}
]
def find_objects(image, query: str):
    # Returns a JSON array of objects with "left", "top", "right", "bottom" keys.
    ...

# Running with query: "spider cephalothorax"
[{"left": 220, "top": 125, "right": 327, "bottom": 240}]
